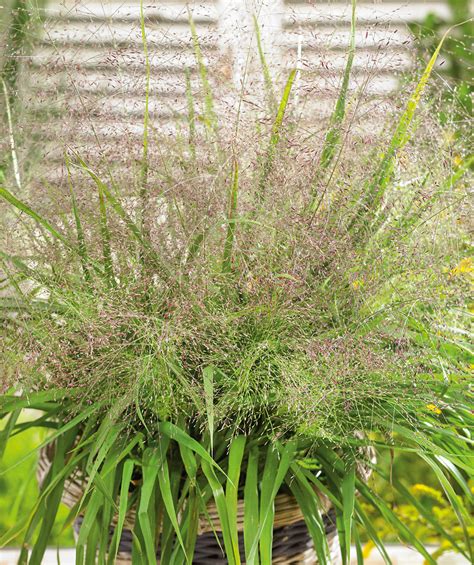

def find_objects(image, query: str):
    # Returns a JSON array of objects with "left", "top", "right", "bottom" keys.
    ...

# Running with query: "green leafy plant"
[
  {"left": 362, "top": 479, "right": 474, "bottom": 563},
  {"left": 0, "top": 2, "right": 473, "bottom": 564},
  {"left": 408, "top": 0, "right": 473, "bottom": 145}
]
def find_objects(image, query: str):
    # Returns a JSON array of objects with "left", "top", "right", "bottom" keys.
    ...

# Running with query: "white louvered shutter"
[
  {"left": 18, "top": 0, "right": 450, "bottom": 183},
  {"left": 21, "top": 1, "right": 222, "bottom": 184}
]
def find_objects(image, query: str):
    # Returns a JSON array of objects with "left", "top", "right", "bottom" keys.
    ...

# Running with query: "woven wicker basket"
[{"left": 38, "top": 444, "right": 343, "bottom": 564}]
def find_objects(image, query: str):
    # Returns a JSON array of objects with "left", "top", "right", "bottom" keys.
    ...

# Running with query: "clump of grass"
[{"left": 0, "top": 6, "right": 472, "bottom": 564}]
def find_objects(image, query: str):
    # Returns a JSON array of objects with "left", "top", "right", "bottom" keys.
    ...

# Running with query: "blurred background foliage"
[
  {"left": 0, "top": 422, "right": 74, "bottom": 546},
  {"left": 0, "top": 0, "right": 472, "bottom": 551},
  {"left": 409, "top": 0, "right": 473, "bottom": 146}
]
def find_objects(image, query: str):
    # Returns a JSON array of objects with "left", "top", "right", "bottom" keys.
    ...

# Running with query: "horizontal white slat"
[
  {"left": 283, "top": 48, "right": 414, "bottom": 72},
  {"left": 27, "top": 94, "right": 193, "bottom": 118},
  {"left": 284, "top": 2, "right": 451, "bottom": 25},
  {"left": 27, "top": 46, "right": 216, "bottom": 70},
  {"left": 296, "top": 72, "right": 400, "bottom": 95},
  {"left": 40, "top": 22, "right": 217, "bottom": 48},
  {"left": 280, "top": 27, "right": 414, "bottom": 50},
  {"left": 44, "top": 1, "right": 218, "bottom": 22},
  {"left": 28, "top": 70, "right": 206, "bottom": 96},
  {"left": 24, "top": 117, "right": 194, "bottom": 140}
]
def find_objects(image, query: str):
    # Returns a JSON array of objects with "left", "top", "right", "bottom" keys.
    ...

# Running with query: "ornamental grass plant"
[{"left": 0, "top": 2, "right": 473, "bottom": 564}]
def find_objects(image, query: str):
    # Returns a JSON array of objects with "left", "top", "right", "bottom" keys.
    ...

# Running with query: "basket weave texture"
[{"left": 38, "top": 444, "right": 341, "bottom": 564}]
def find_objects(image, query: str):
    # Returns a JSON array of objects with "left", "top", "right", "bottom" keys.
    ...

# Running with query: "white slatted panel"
[
  {"left": 19, "top": 0, "right": 450, "bottom": 183},
  {"left": 281, "top": 0, "right": 449, "bottom": 120},
  {"left": 21, "top": 0, "right": 221, "bottom": 184}
]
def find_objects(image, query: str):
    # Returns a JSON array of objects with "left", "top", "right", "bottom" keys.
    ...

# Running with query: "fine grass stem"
[
  {"left": 222, "top": 158, "right": 239, "bottom": 273},
  {"left": 257, "top": 69, "right": 296, "bottom": 203},
  {"left": 1, "top": 78, "right": 21, "bottom": 190},
  {"left": 253, "top": 15, "right": 276, "bottom": 113}
]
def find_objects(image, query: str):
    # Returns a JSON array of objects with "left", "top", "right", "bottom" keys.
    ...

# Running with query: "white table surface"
[{"left": 0, "top": 547, "right": 470, "bottom": 564}]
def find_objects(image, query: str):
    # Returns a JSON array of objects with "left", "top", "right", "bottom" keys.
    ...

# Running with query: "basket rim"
[{"left": 37, "top": 442, "right": 335, "bottom": 533}]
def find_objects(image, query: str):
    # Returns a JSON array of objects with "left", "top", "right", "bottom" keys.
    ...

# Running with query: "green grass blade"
[
  {"left": 80, "top": 425, "right": 123, "bottom": 511},
  {"left": 178, "top": 444, "right": 199, "bottom": 482},
  {"left": 247, "top": 441, "right": 296, "bottom": 564},
  {"left": 29, "top": 431, "right": 75, "bottom": 565},
  {"left": 159, "top": 422, "right": 225, "bottom": 474},
  {"left": 185, "top": 67, "right": 197, "bottom": 160},
  {"left": 182, "top": 487, "right": 199, "bottom": 564},
  {"left": 175, "top": 445, "right": 200, "bottom": 563},
  {"left": 0, "top": 448, "right": 85, "bottom": 549},
  {"left": 201, "top": 459, "right": 238, "bottom": 565},
  {"left": 400, "top": 154, "right": 474, "bottom": 235},
  {"left": 100, "top": 433, "right": 143, "bottom": 479},
  {"left": 96, "top": 169, "right": 115, "bottom": 286},
  {"left": 353, "top": 24, "right": 462, "bottom": 231},
  {"left": 375, "top": 466, "right": 467, "bottom": 556},
  {"left": 253, "top": 15, "right": 276, "bottom": 112},
  {"left": 137, "top": 448, "right": 161, "bottom": 564},
  {"left": 131, "top": 528, "right": 145, "bottom": 565},
  {"left": 76, "top": 489, "right": 103, "bottom": 565},
  {"left": 165, "top": 360, "right": 205, "bottom": 413},
  {"left": 419, "top": 453, "right": 473, "bottom": 562},
  {"left": 139, "top": 0, "right": 150, "bottom": 239},
  {"left": 222, "top": 159, "right": 239, "bottom": 273},
  {"left": 108, "top": 459, "right": 134, "bottom": 564},
  {"left": 286, "top": 468, "right": 329, "bottom": 565},
  {"left": 188, "top": 10, "right": 217, "bottom": 136},
  {"left": 0, "top": 390, "right": 66, "bottom": 414},
  {"left": 0, "top": 185, "right": 71, "bottom": 247},
  {"left": 64, "top": 153, "right": 91, "bottom": 283},
  {"left": 383, "top": 420, "right": 472, "bottom": 474},
  {"left": 0, "top": 409, "right": 20, "bottom": 460},
  {"left": 353, "top": 526, "right": 364, "bottom": 565},
  {"left": 186, "top": 229, "right": 208, "bottom": 266},
  {"left": 296, "top": 465, "right": 342, "bottom": 511},
  {"left": 19, "top": 403, "right": 102, "bottom": 471},
  {"left": 308, "top": 0, "right": 356, "bottom": 211},
  {"left": 97, "top": 466, "right": 116, "bottom": 564},
  {"left": 68, "top": 153, "right": 115, "bottom": 285},
  {"left": 226, "top": 436, "right": 246, "bottom": 562},
  {"left": 73, "top": 154, "right": 170, "bottom": 282},
  {"left": 157, "top": 442, "right": 187, "bottom": 560},
  {"left": 258, "top": 445, "right": 278, "bottom": 564},
  {"left": 243, "top": 446, "right": 259, "bottom": 563},
  {"left": 257, "top": 69, "right": 296, "bottom": 202},
  {"left": 317, "top": 0, "right": 356, "bottom": 170},
  {"left": 340, "top": 462, "right": 356, "bottom": 565},
  {"left": 203, "top": 366, "right": 215, "bottom": 453},
  {"left": 85, "top": 519, "right": 100, "bottom": 565},
  {"left": 435, "top": 455, "right": 473, "bottom": 500}
]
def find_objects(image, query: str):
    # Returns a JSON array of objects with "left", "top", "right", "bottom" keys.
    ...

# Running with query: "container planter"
[{"left": 38, "top": 444, "right": 343, "bottom": 564}]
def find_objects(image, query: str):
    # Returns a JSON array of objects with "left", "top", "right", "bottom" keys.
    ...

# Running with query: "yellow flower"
[
  {"left": 362, "top": 540, "right": 375, "bottom": 559},
  {"left": 352, "top": 279, "right": 364, "bottom": 290},
  {"left": 426, "top": 403, "right": 442, "bottom": 415},
  {"left": 453, "top": 154, "right": 463, "bottom": 167},
  {"left": 411, "top": 484, "right": 445, "bottom": 504},
  {"left": 449, "top": 257, "right": 473, "bottom": 277}
]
